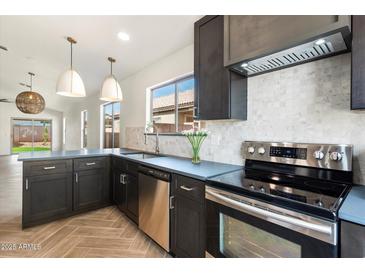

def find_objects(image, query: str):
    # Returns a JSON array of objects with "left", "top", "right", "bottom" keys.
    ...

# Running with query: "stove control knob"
[
  {"left": 249, "top": 184, "right": 255, "bottom": 191},
  {"left": 313, "top": 150, "right": 324, "bottom": 160},
  {"left": 329, "top": 152, "right": 342, "bottom": 161},
  {"left": 259, "top": 186, "right": 266, "bottom": 193},
  {"left": 247, "top": 146, "right": 255, "bottom": 154},
  {"left": 315, "top": 200, "right": 324, "bottom": 207},
  {"left": 258, "top": 147, "right": 266, "bottom": 155}
]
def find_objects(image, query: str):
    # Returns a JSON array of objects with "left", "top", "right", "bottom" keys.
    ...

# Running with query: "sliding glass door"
[
  {"left": 102, "top": 102, "right": 120, "bottom": 148},
  {"left": 11, "top": 118, "right": 52, "bottom": 154}
]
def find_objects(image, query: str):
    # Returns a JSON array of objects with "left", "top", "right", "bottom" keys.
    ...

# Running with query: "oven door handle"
[{"left": 206, "top": 189, "right": 332, "bottom": 235}]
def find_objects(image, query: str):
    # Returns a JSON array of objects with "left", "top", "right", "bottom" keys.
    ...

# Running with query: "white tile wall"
[{"left": 126, "top": 53, "right": 365, "bottom": 185}]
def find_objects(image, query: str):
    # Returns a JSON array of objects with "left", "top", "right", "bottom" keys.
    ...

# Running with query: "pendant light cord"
[{"left": 70, "top": 41, "right": 73, "bottom": 70}]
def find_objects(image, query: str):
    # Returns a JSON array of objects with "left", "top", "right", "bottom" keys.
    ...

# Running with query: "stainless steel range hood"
[{"left": 230, "top": 23, "right": 352, "bottom": 77}]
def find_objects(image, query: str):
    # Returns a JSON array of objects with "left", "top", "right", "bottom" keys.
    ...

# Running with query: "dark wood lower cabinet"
[
  {"left": 171, "top": 195, "right": 205, "bottom": 257},
  {"left": 113, "top": 168, "right": 126, "bottom": 211},
  {"left": 23, "top": 157, "right": 111, "bottom": 228},
  {"left": 171, "top": 175, "right": 206, "bottom": 258},
  {"left": 22, "top": 172, "right": 73, "bottom": 228},
  {"left": 74, "top": 168, "right": 105, "bottom": 211},
  {"left": 125, "top": 174, "right": 139, "bottom": 223},
  {"left": 112, "top": 164, "right": 139, "bottom": 224}
]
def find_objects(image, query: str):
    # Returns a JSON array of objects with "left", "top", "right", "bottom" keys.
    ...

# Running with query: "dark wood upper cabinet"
[
  {"left": 351, "top": 15, "right": 365, "bottom": 109},
  {"left": 194, "top": 15, "right": 247, "bottom": 120}
]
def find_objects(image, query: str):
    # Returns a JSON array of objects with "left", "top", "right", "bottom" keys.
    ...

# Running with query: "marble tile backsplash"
[{"left": 125, "top": 53, "right": 365, "bottom": 185}]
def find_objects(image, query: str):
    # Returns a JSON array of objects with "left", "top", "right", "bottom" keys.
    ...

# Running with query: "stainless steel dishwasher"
[{"left": 138, "top": 165, "right": 171, "bottom": 252}]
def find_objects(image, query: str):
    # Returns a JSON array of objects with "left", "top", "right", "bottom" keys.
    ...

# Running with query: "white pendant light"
[
  {"left": 56, "top": 37, "right": 86, "bottom": 97},
  {"left": 100, "top": 57, "right": 123, "bottom": 102}
]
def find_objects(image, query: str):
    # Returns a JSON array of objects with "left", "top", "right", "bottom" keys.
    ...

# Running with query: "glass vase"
[{"left": 191, "top": 147, "right": 201, "bottom": 164}]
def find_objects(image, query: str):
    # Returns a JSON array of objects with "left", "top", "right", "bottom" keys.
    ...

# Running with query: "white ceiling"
[{"left": 0, "top": 15, "right": 200, "bottom": 111}]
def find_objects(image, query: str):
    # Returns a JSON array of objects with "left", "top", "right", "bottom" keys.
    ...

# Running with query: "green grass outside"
[{"left": 12, "top": 147, "right": 51, "bottom": 153}]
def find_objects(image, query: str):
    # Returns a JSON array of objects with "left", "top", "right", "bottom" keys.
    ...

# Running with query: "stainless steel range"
[{"left": 206, "top": 141, "right": 353, "bottom": 258}]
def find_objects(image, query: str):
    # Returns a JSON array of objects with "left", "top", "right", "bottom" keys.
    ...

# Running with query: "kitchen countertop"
[
  {"left": 339, "top": 185, "right": 365, "bottom": 226},
  {"left": 18, "top": 148, "right": 243, "bottom": 180}
]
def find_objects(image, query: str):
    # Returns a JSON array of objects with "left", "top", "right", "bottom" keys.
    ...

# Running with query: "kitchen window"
[
  {"left": 102, "top": 102, "right": 120, "bottom": 148},
  {"left": 81, "top": 110, "right": 88, "bottom": 148},
  {"left": 149, "top": 75, "right": 196, "bottom": 134}
]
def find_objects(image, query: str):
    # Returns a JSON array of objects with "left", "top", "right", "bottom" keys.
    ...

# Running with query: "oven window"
[{"left": 219, "top": 213, "right": 301, "bottom": 258}]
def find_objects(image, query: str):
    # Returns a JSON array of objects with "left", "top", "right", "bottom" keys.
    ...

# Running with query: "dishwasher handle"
[{"left": 138, "top": 166, "right": 170, "bottom": 181}]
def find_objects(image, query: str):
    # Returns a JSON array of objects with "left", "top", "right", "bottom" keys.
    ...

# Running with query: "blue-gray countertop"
[
  {"left": 339, "top": 185, "right": 365, "bottom": 226},
  {"left": 18, "top": 148, "right": 243, "bottom": 180}
]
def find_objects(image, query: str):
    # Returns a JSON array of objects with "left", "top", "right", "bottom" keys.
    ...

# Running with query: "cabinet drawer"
[
  {"left": 74, "top": 157, "right": 106, "bottom": 171},
  {"left": 24, "top": 160, "right": 72, "bottom": 176},
  {"left": 174, "top": 175, "right": 205, "bottom": 203}
]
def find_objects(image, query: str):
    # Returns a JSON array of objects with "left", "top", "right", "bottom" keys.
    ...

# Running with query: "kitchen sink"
[{"left": 123, "top": 152, "right": 163, "bottom": 160}]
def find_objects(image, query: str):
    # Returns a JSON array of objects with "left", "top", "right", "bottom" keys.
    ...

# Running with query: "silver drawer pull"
[
  {"left": 169, "top": 196, "right": 175, "bottom": 209},
  {"left": 25, "top": 178, "right": 29, "bottom": 190},
  {"left": 75, "top": 172, "right": 78, "bottom": 183},
  {"left": 43, "top": 166, "right": 56, "bottom": 170},
  {"left": 86, "top": 162, "right": 96, "bottom": 166},
  {"left": 180, "top": 185, "right": 194, "bottom": 191},
  {"left": 120, "top": 174, "right": 127, "bottom": 184}
]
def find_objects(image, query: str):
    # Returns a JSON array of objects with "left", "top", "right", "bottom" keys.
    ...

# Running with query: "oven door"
[{"left": 206, "top": 186, "right": 338, "bottom": 258}]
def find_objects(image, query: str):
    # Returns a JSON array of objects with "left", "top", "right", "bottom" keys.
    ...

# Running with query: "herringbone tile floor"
[{"left": 0, "top": 155, "right": 170, "bottom": 258}]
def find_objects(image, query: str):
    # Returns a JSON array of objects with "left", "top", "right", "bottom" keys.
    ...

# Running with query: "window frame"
[
  {"left": 81, "top": 110, "right": 87, "bottom": 148},
  {"left": 102, "top": 102, "right": 120, "bottom": 148},
  {"left": 149, "top": 74, "right": 195, "bottom": 134}
]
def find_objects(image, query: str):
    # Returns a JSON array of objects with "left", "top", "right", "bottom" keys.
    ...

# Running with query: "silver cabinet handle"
[
  {"left": 193, "top": 106, "right": 198, "bottom": 118},
  {"left": 86, "top": 162, "right": 96, "bottom": 166},
  {"left": 180, "top": 185, "right": 194, "bottom": 191},
  {"left": 206, "top": 188, "right": 332, "bottom": 235},
  {"left": 169, "top": 196, "right": 175, "bottom": 210},
  {"left": 120, "top": 174, "right": 127, "bottom": 184},
  {"left": 25, "top": 178, "right": 29, "bottom": 190},
  {"left": 75, "top": 172, "right": 78, "bottom": 183},
  {"left": 43, "top": 166, "right": 56, "bottom": 170}
]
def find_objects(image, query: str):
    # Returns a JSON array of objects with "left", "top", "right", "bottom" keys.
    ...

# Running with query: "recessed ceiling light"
[
  {"left": 241, "top": 63, "right": 248, "bottom": 68},
  {"left": 118, "top": 32, "right": 130, "bottom": 41},
  {"left": 315, "top": 39, "right": 326, "bottom": 45}
]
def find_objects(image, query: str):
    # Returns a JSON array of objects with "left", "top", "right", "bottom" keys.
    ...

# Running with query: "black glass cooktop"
[{"left": 207, "top": 163, "right": 352, "bottom": 220}]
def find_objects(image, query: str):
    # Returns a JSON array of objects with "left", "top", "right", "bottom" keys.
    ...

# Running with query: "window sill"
[{"left": 144, "top": 132, "right": 185, "bottom": 137}]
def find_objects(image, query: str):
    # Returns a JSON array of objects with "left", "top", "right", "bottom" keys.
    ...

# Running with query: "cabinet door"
[
  {"left": 74, "top": 168, "right": 104, "bottom": 211},
  {"left": 171, "top": 195, "right": 205, "bottom": 258},
  {"left": 125, "top": 174, "right": 139, "bottom": 223},
  {"left": 23, "top": 173, "right": 73, "bottom": 226},
  {"left": 352, "top": 16, "right": 365, "bottom": 109},
  {"left": 194, "top": 15, "right": 230, "bottom": 120},
  {"left": 113, "top": 168, "right": 127, "bottom": 211}
]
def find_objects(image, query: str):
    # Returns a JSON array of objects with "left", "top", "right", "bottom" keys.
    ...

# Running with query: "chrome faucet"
[
  {"left": 145, "top": 121, "right": 160, "bottom": 154},
  {"left": 153, "top": 122, "right": 160, "bottom": 154},
  {"left": 155, "top": 130, "right": 160, "bottom": 155}
]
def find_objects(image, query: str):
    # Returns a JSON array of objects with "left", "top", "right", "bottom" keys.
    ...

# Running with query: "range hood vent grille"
[{"left": 232, "top": 32, "right": 348, "bottom": 76}]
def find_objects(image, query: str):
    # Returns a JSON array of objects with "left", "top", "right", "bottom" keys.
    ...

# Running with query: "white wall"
[
  {"left": 63, "top": 96, "right": 103, "bottom": 151},
  {"left": 0, "top": 103, "right": 63, "bottom": 155}
]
